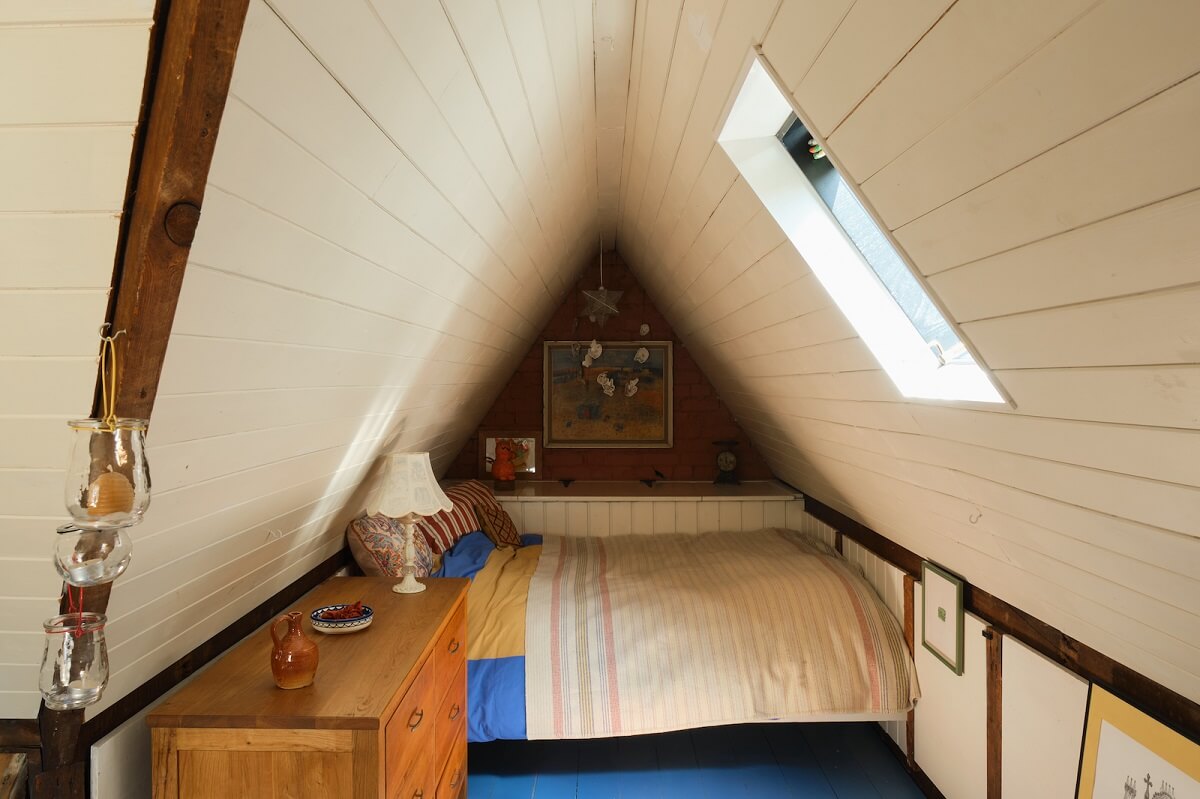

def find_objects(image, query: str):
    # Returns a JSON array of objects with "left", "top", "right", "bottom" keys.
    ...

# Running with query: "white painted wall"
[
  {"left": 1001, "top": 637, "right": 1089, "bottom": 799},
  {"left": 913, "top": 582, "right": 989, "bottom": 799},
  {"left": 0, "top": 0, "right": 152, "bottom": 718},
  {"left": 616, "top": 0, "right": 1200, "bottom": 705}
]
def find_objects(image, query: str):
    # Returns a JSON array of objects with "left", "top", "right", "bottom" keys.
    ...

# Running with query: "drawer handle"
[
  {"left": 407, "top": 709, "right": 424, "bottom": 731},
  {"left": 447, "top": 639, "right": 460, "bottom": 654},
  {"left": 412, "top": 790, "right": 424, "bottom": 799},
  {"left": 450, "top": 768, "right": 463, "bottom": 789},
  {"left": 448, "top": 703, "right": 461, "bottom": 721}
]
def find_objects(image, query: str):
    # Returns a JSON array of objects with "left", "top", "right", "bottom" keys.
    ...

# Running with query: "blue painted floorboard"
[{"left": 468, "top": 723, "right": 920, "bottom": 798}]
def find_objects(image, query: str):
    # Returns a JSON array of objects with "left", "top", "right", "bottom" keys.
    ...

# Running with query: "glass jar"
[
  {"left": 64, "top": 418, "right": 150, "bottom": 530},
  {"left": 54, "top": 525, "right": 133, "bottom": 587},
  {"left": 40, "top": 612, "right": 109, "bottom": 710}
]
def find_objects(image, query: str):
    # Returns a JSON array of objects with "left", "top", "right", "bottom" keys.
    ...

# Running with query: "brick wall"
[{"left": 447, "top": 253, "right": 773, "bottom": 482}]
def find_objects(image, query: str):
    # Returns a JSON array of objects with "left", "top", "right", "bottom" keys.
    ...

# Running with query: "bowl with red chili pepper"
[{"left": 309, "top": 602, "right": 373, "bottom": 634}]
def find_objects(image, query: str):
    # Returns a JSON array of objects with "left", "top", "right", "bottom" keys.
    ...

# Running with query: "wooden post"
[
  {"left": 32, "top": 1, "right": 250, "bottom": 794},
  {"left": 985, "top": 627, "right": 1003, "bottom": 799}
]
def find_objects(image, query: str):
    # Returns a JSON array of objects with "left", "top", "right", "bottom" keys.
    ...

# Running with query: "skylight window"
[{"left": 717, "top": 56, "right": 1005, "bottom": 404}]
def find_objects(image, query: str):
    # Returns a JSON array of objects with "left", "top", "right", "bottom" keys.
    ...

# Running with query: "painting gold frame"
[
  {"left": 543, "top": 341, "right": 673, "bottom": 448},
  {"left": 1076, "top": 684, "right": 1200, "bottom": 798}
]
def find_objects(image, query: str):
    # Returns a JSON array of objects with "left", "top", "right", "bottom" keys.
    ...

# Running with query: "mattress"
[{"left": 439, "top": 528, "right": 918, "bottom": 742}]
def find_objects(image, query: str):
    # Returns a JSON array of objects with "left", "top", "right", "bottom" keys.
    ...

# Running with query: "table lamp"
[{"left": 367, "top": 452, "right": 453, "bottom": 594}]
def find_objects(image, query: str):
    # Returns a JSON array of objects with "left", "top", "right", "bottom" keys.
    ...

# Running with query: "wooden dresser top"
[{"left": 147, "top": 577, "right": 468, "bottom": 730}]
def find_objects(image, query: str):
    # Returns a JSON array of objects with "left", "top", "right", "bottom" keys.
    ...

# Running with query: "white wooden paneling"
[
  {"left": 1001, "top": 638, "right": 1089, "bottom": 799},
  {"left": 0, "top": 24, "right": 150, "bottom": 125},
  {"left": 46, "top": 0, "right": 604, "bottom": 726},
  {"left": 0, "top": 3, "right": 152, "bottom": 718},
  {"left": 498, "top": 495, "right": 799, "bottom": 538},
  {"left": 616, "top": 0, "right": 1200, "bottom": 708}
]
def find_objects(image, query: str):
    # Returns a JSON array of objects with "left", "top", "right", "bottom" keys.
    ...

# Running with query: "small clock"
[{"left": 713, "top": 442, "right": 740, "bottom": 485}]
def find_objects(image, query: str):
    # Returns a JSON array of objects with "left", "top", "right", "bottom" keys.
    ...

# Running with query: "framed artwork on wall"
[
  {"left": 477, "top": 431, "right": 540, "bottom": 479},
  {"left": 1075, "top": 684, "right": 1200, "bottom": 798},
  {"left": 921, "top": 560, "right": 965, "bottom": 675},
  {"left": 543, "top": 341, "right": 673, "bottom": 448}
]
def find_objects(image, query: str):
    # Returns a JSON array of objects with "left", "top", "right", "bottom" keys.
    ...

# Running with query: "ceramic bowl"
[{"left": 310, "top": 604, "right": 374, "bottom": 634}]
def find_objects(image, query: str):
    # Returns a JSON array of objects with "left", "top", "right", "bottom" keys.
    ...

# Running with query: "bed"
[{"left": 434, "top": 526, "right": 919, "bottom": 743}]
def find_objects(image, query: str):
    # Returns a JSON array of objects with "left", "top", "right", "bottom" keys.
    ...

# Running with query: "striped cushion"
[{"left": 417, "top": 480, "right": 500, "bottom": 554}]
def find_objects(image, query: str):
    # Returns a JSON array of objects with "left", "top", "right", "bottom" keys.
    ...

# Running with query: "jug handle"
[{"left": 270, "top": 614, "right": 292, "bottom": 647}]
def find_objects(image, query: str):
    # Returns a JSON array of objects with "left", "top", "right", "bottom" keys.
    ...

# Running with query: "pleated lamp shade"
[{"left": 368, "top": 452, "right": 453, "bottom": 518}]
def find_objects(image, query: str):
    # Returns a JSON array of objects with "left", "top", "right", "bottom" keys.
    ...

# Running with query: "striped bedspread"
[{"left": 525, "top": 528, "right": 918, "bottom": 739}]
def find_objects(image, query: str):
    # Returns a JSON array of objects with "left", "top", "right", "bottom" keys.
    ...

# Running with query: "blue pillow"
[{"left": 435, "top": 532, "right": 543, "bottom": 580}]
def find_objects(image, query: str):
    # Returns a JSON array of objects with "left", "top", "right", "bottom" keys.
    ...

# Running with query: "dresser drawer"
[
  {"left": 396, "top": 740, "right": 436, "bottom": 799},
  {"left": 434, "top": 603, "right": 466, "bottom": 700},
  {"left": 384, "top": 656, "right": 434, "bottom": 798},
  {"left": 434, "top": 661, "right": 467, "bottom": 760},
  {"left": 436, "top": 733, "right": 467, "bottom": 799}
]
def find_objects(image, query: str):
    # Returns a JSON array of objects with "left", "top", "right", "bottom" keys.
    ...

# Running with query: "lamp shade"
[{"left": 367, "top": 452, "right": 453, "bottom": 518}]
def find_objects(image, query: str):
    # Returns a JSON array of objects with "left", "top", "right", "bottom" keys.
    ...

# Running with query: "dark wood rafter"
[
  {"left": 29, "top": 0, "right": 251, "bottom": 795},
  {"left": 985, "top": 627, "right": 1003, "bottom": 799},
  {"left": 803, "top": 495, "right": 1200, "bottom": 740}
]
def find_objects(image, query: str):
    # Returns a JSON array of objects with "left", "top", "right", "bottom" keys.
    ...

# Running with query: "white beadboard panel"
[
  {"left": 960, "top": 286, "right": 1200, "bottom": 369},
  {"left": 928, "top": 189, "right": 1200, "bottom": 320},
  {"left": 0, "top": 358, "right": 98, "bottom": 416},
  {"left": 0, "top": 0, "right": 153, "bottom": 24},
  {"left": 0, "top": 16, "right": 134, "bottom": 721},
  {"left": 496, "top": 494, "right": 798, "bottom": 538},
  {"left": 792, "top": 0, "right": 954, "bottom": 136},
  {"left": 864, "top": 0, "right": 1200, "bottom": 230},
  {"left": 0, "top": 24, "right": 150, "bottom": 125},
  {"left": 0, "top": 291, "right": 110, "bottom": 357},
  {"left": 0, "top": 126, "right": 135, "bottom": 212},
  {"left": 0, "top": 214, "right": 121, "bottom": 289},
  {"left": 894, "top": 73, "right": 1200, "bottom": 273},
  {"left": 1001, "top": 638, "right": 1089, "bottom": 799},
  {"left": 829, "top": 0, "right": 1097, "bottom": 182}
]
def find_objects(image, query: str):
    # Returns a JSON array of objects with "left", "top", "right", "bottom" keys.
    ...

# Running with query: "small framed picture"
[
  {"left": 477, "top": 431, "right": 540, "bottom": 480},
  {"left": 1076, "top": 684, "right": 1199, "bottom": 798},
  {"left": 921, "top": 560, "right": 964, "bottom": 675}
]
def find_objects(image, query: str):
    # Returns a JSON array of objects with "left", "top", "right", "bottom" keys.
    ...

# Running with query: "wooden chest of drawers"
[{"left": 148, "top": 577, "right": 468, "bottom": 799}]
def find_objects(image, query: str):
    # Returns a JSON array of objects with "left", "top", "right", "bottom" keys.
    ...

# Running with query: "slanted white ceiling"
[
  {"left": 616, "top": 0, "right": 1200, "bottom": 704},
  {"left": 3, "top": 0, "right": 1197, "bottom": 722}
]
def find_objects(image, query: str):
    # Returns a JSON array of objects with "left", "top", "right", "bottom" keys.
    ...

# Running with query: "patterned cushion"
[
  {"left": 476, "top": 502, "right": 522, "bottom": 548},
  {"left": 346, "top": 514, "right": 434, "bottom": 578},
  {"left": 416, "top": 480, "right": 500, "bottom": 554}
]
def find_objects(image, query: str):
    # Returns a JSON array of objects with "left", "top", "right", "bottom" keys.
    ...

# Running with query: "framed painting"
[
  {"left": 544, "top": 341, "right": 672, "bottom": 448},
  {"left": 1076, "top": 684, "right": 1200, "bottom": 798},
  {"left": 477, "top": 431, "right": 540, "bottom": 479},
  {"left": 921, "top": 560, "right": 964, "bottom": 675}
]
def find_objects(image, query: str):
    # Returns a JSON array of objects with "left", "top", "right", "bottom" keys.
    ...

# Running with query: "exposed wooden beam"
[{"left": 32, "top": 0, "right": 250, "bottom": 794}]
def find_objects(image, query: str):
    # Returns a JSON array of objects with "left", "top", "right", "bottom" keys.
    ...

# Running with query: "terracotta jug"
[{"left": 270, "top": 611, "right": 318, "bottom": 689}]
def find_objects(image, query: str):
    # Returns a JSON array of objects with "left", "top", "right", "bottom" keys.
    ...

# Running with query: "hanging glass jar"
[
  {"left": 40, "top": 612, "right": 109, "bottom": 710},
  {"left": 64, "top": 418, "right": 150, "bottom": 530},
  {"left": 54, "top": 524, "right": 133, "bottom": 587}
]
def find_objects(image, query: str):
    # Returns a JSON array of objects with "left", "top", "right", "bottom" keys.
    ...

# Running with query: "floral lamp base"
[{"left": 393, "top": 515, "right": 428, "bottom": 594}]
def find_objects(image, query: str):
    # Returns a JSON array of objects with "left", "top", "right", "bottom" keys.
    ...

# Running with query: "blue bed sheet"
[{"left": 433, "top": 531, "right": 541, "bottom": 742}]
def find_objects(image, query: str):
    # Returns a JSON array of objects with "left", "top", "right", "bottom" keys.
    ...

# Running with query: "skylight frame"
[{"left": 715, "top": 51, "right": 1011, "bottom": 406}]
